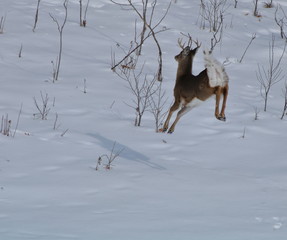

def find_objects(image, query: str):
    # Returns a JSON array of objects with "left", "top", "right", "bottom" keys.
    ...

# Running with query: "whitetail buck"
[{"left": 161, "top": 37, "right": 229, "bottom": 133}]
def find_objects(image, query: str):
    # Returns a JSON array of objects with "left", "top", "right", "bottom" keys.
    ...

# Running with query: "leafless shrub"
[
  {"left": 79, "top": 0, "right": 90, "bottom": 27},
  {"left": 1, "top": 114, "right": 11, "bottom": 136},
  {"left": 200, "top": 0, "right": 228, "bottom": 32},
  {"left": 275, "top": 5, "right": 287, "bottom": 40},
  {"left": 199, "top": 0, "right": 228, "bottom": 50},
  {"left": 111, "top": 0, "right": 171, "bottom": 81},
  {"left": 239, "top": 33, "right": 256, "bottom": 63},
  {"left": 210, "top": 14, "right": 224, "bottom": 50},
  {"left": 96, "top": 142, "right": 124, "bottom": 170},
  {"left": 149, "top": 82, "right": 168, "bottom": 132},
  {"left": 256, "top": 35, "right": 286, "bottom": 111},
  {"left": 115, "top": 57, "right": 157, "bottom": 127},
  {"left": 281, "top": 81, "right": 287, "bottom": 120},
  {"left": 0, "top": 15, "right": 6, "bottom": 34},
  {"left": 49, "top": 0, "right": 68, "bottom": 82},
  {"left": 32, "top": 0, "right": 41, "bottom": 32},
  {"left": 33, "top": 91, "right": 51, "bottom": 120}
]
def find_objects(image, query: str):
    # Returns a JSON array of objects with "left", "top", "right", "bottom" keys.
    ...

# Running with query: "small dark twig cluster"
[
  {"left": 96, "top": 142, "right": 124, "bottom": 170},
  {"left": 33, "top": 91, "right": 51, "bottom": 120}
]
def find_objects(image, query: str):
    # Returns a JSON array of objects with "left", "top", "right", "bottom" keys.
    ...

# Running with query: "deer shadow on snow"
[{"left": 88, "top": 133, "right": 166, "bottom": 170}]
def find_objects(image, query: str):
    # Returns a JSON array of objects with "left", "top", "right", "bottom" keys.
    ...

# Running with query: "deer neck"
[{"left": 176, "top": 57, "right": 193, "bottom": 79}]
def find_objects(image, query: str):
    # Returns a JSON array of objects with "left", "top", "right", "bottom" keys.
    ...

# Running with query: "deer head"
[{"left": 175, "top": 36, "right": 201, "bottom": 62}]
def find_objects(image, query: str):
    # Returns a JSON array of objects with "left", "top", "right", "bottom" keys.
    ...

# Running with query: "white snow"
[{"left": 1, "top": 0, "right": 287, "bottom": 239}]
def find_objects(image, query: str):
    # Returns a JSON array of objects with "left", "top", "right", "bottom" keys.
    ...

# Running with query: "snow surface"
[{"left": 1, "top": 0, "right": 287, "bottom": 239}]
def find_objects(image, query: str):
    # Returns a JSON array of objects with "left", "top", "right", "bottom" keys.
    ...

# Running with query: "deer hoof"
[
  {"left": 217, "top": 116, "right": 226, "bottom": 121},
  {"left": 167, "top": 129, "right": 174, "bottom": 134},
  {"left": 159, "top": 128, "right": 168, "bottom": 133}
]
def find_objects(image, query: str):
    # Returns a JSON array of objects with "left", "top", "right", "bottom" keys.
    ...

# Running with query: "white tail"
[{"left": 204, "top": 50, "right": 229, "bottom": 87}]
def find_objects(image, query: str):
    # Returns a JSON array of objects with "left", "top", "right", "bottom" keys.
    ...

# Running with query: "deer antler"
[
  {"left": 179, "top": 32, "right": 193, "bottom": 48},
  {"left": 193, "top": 38, "right": 202, "bottom": 49},
  {"left": 178, "top": 38, "right": 186, "bottom": 49},
  {"left": 187, "top": 33, "right": 192, "bottom": 47}
]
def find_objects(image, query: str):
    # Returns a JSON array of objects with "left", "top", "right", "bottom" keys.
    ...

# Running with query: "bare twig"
[
  {"left": 83, "top": 0, "right": 90, "bottom": 27},
  {"left": 61, "top": 128, "right": 69, "bottom": 137},
  {"left": 83, "top": 78, "right": 87, "bottom": 93},
  {"left": 254, "top": 0, "right": 259, "bottom": 17},
  {"left": 149, "top": 82, "right": 168, "bottom": 132},
  {"left": 33, "top": 0, "right": 41, "bottom": 32},
  {"left": 275, "top": 5, "right": 287, "bottom": 40},
  {"left": 0, "top": 15, "right": 6, "bottom": 34},
  {"left": 1, "top": 114, "right": 11, "bottom": 136},
  {"left": 239, "top": 33, "right": 256, "bottom": 63},
  {"left": 256, "top": 35, "right": 286, "bottom": 111},
  {"left": 96, "top": 142, "right": 124, "bottom": 170},
  {"left": 253, "top": 106, "right": 260, "bottom": 120},
  {"left": 281, "top": 81, "right": 287, "bottom": 120},
  {"left": 49, "top": 0, "right": 68, "bottom": 82},
  {"left": 53, "top": 113, "right": 60, "bottom": 130},
  {"left": 13, "top": 103, "right": 23, "bottom": 138},
  {"left": 33, "top": 91, "right": 51, "bottom": 120},
  {"left": 18, "top": 44, "right": 23, "bottom": 58},
  {"left": 111, "top": 0, "right": 171, "bottom": 81}
]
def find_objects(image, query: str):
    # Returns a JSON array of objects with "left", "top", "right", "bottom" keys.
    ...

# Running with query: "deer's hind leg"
[
  {"left": 162, "top": 98, "right": 181, "bottom": 132},
  {"left": 214, "top": 87, "right": 223, "bottom": 120},
  {"left": 219, "top": 84, "right": 228, "bottom": 121}
]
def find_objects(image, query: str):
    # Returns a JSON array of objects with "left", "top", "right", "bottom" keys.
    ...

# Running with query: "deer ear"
[{"left": 192, "top": 47, "right": 199, "bottom": 54}]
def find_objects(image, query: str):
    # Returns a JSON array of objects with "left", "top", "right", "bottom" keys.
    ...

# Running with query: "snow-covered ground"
[{"left": 1, "top": 0, "right": 287, "bottom": 239}]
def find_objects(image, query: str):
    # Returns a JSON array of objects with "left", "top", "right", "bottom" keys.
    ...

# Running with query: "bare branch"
[
  {"left": 33, "top": 0, "right": 41, "bottom": 32},
  {"left": 49, "top": 0, "right": 68, "bottom": 81},
  {"left": 239, "top": 33, "right": 256, "bottom": 63}
]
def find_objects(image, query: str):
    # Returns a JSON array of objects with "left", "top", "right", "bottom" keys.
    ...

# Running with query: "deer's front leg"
[
  {"left": 162, "top": 100, "right": 180, "bottom": 132},
  {"left": 168, "top": 105, "right": 192, "bottom": 133}
]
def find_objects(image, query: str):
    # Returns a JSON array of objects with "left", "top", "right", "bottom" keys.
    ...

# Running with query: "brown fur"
[{"left": 162, "top": 46, "right": 229, "bottom": 133}]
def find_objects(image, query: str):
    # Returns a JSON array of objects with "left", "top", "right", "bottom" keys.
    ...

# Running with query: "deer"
[{"left": 161, "top": 36, "right": 229, "bottom": 134}]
